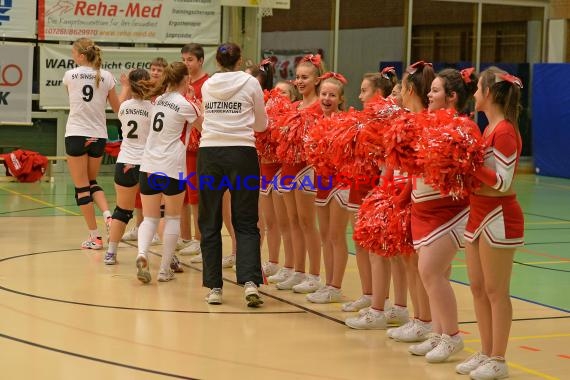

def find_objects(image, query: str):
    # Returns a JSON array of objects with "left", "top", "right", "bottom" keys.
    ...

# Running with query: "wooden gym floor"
[{"left": 0, "top": 173, "right": 568, "bottom": 379}]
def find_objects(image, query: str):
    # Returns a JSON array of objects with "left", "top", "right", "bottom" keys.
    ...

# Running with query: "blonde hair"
[{"left": 73, "top": 38, "right": 103, "bottom": 88}]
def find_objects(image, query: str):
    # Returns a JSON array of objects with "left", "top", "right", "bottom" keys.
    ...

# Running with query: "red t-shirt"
[{"left": 189, "top": 73, "right": 209, "bottom": 102}]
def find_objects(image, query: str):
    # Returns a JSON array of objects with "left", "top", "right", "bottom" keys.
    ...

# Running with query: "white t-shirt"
[
  {"left": 140, "top": 92, "right": 199, "bottom": 179},
  {"left": 63, "top": 66, "right": 116, "bottom": 138},
  {"left": 117, "top": 99, "right": 153, "bottom": 165}
]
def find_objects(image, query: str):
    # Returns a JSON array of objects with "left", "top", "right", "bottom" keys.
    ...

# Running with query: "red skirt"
[
  {"left": 346, "top": 182, "right": 375, "bottom": 212},
  {"left": 260, "top": 162, "right": 281, "bottom": 196},
  {"left": 411, "top": 197, "right": 470, "bottom": 250},
  {"left": 465, "top": 194, "right": 524, "bottom": 248},
  {"left": 278, "top": 162, "right": 316, "bottom": 195}
]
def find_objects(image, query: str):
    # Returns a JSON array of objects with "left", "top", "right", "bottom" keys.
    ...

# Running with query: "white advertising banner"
[
  {"left": 0, "top": 45, "right": 33, "bottom": 124},
  {"left": 0, "top": 1, "right": 37, "bottom": 39},
  {"left": 39, "top": 44, "right": 218, "bottom": 109},
  {"left": 38, "top": 0, "right": 221, "bottom": 44}
]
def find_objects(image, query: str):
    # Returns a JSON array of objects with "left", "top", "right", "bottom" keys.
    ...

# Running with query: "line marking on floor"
[
  {"left": 0, "top": 185, "right": 80, "bottom": 216},
  {"left": 464, "top": 333, "right": 570, "bottom": 344},
  {"left": 520, "top": 345, "right": 541, "bottom": 352}
]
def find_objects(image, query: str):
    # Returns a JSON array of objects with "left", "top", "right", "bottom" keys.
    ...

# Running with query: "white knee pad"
[{"left": 163, "top": 216, "right": 181, "bottom": 236}]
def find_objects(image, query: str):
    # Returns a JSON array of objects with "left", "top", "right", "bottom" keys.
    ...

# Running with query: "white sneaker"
[
  {"left": 409, "top": 334, "right": 441, "bottom": 356},
  {"left": 456, "top": 352, "right": 489, "bottom": 375},
  {"left": 268, "top": 267, "right": 292, "bottom": 283},
  {"left": 342, "top": 294, "right": 372, "bottom": 312},
  {"left": 387, "top": 319, "right": 415, "bottom": 339},
  {"left": 469, "top": 357, "right": 508, "bottom": 380},
  {"left": 81, "top": 235, "right": 103, "bottom": 250},
  {"left": 292, "top": 274, "right": 322, "bottom": 293},
  {"left": 306, "top": 286, "right": 342, "bottom": 303},
  {"left": 244, "top": 281, "right": 264, "bottom": 307},
  {"left": 205, "top": 288, "right": 223, "bottom": 304},
  {"left": 190, "top": 253, "right": 203, "bottom": 263},
  {"left": 385, "top": 305, "right": 410, "bottom": 325},
  {"left": 276, "top": 271, "right": 305, "bottom": 290},
  {"left": 262, "top": 262, "right": 280, "bottom": 277},
  {"left": 222, "top": 254, "right": 236, "bottom": 268},
  {"left": 121, "top": 226, "right": 138, "bottom": 241},
  {"left": 175, "top": 239, "right": 191, "bottom": 251},
  {"left": 104, "top": 252, "right": 117, "bottom": 265},
  {"left": 426, "top": 333, "right": 464, "bottom": 363},
  {"left": 157, "top": 268, "right": 175, "bottom": 282},
  {"left": 136, "top": 254, "right": 151, "bottom": 284},
  {"left": 393, "top": 320, "right": 431, "bottom": 342},
  {"left": 151, "top": 233, "right": 161, "bottom": 246},
  {"left": 345, "top": 308, "right": 387, "bottom": 330},
  {"left": 180, "top": 240, "right": 200, "bottom": 255}
]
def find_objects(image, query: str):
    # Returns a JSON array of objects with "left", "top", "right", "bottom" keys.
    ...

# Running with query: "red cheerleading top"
[{"left": 475, "top": 120, "right": 522, "bottom": 193}]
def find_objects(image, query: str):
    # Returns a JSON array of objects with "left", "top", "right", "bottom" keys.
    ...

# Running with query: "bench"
[{"left": 0, "top": 155, "right": 67, "bottom": 182}]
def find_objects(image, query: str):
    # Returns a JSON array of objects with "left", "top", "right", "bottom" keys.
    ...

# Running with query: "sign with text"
[
  {"left": 0, "top": 45, "right": 33, "bottom": 124},
  {"left": 39, "top": 44, "right": 217, "bottom": 109},
  {"left": 38, "top": 0, "right": 221, "bottom": 44},
  {"left": 0, "top": 1, "right": 37, "bottom": 38}
]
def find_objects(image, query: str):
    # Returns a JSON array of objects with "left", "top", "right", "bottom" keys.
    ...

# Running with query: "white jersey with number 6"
[
  {"left": 140, "top": 92, "right": 199, "bottom": 180},
  {"left": 117, "top": 99, "right": 153, "bottom": 165},
  {"left": 63, "top": 66, "right": 116, "bottom": 138}
]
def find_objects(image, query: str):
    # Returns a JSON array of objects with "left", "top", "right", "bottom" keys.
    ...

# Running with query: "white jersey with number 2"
[{"left": 117, "top": 99, "right": 153, "bottom": 165}]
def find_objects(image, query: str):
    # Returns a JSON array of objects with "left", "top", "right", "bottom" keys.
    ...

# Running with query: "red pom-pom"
[
  {"left": 416, "top": 109, "right": 485, "bottom": 198},
  {"left": 354, "top": 185, "right": 414, "bottom": 257},
  {"left": 381, "top": 110, "right": 424, "bottom": 175},
  {"left": 276, "top": 101, "right": 322, "bottom": 164},
  {"left": 352, "top": 96, "right": 405, "bottom": 177},
  {"left": 305, "top": 108, "right": 361, "bottom": 177},
  {"left": 255, "top": 89, "right": 294, "bottom": 161}
]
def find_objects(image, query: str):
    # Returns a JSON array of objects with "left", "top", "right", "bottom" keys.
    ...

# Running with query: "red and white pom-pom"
[
  {"left": 354, "top": 185, "right": 414, "bottom": 257},
  {"left": 380, "top": 110, "right": 425, "bottom": 175},
  {"left": 276, "top": 102, "right": 321, "bottom": 164},
  {"left": 352, "top": 96, "right": 405, "bottom": 176},
  {"left": 306, "top": 108, "right": 361, "bottom": 177},
  {"left": 417, "top": 109, "right": 485, "bottom": 198},
  {"left": 255, "top": 89, "right": 294, "bottom": 161}
]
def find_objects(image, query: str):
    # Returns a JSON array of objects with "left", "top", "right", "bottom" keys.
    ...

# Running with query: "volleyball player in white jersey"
[
  {"left": 135, "top": 62, "right": 201, "bottom": 284},
  {"left": 64, "top": 38, "right": 120, "bottom": 249},
  {"left": 104, "top": 69, "right": 153, "bottom": 265}
]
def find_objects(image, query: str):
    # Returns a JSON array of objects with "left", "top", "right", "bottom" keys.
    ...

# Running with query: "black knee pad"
[
  {"left": 112, "top": 206, "right": 134, "bottom": 224},
  {"left": 75, "top": 186, "right": 93, "bottom": 206},
  {"left": 89, "top": 180, "right": 103, "bottom": 195}
]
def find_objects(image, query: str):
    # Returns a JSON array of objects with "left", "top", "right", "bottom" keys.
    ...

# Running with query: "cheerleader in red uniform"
[
  {"left": 275, "top": 54, "right": 324, "bottom": 292},
  {"left": 252, "top": 61, "right": 296, "bottom": 278},
  {"left": 306, "top": 72, "right": 350, "bottom": 303},
  {"left": 457, "top": 68, "right": 524, "bottom": 380},
  {"left": 344, "top": 68, "right": 410, "bottom": 328},
  {"left": 386, "top": 61, "right": 435, "bottom": 343},
  {"left": 406, "top": 68, "right": 479, "bottom": 363}
]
